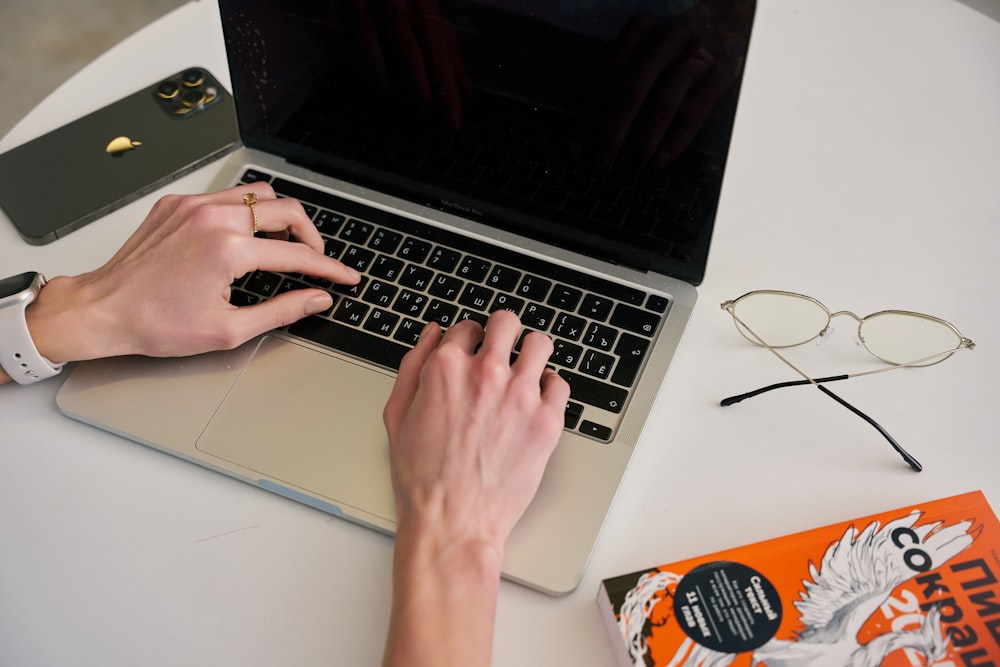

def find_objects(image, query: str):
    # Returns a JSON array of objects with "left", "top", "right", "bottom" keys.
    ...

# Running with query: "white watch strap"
[{"left": 1, "top": 280, "right": 65, "bottom": 384}]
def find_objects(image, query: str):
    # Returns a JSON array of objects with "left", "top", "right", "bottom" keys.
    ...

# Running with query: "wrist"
[
  {"left": 384, "top": 521, "right": 503, "bottom": 667},
  {"left": 24, "top": 273, "right": 115, "bottom": 365}
]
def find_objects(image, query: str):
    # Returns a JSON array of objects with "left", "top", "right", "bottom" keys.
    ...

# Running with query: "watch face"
[{"left": 0, "top": 272, "right": 36, "bottom": 298}]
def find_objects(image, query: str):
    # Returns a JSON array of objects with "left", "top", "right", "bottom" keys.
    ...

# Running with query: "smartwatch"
[{"left": 0, "top": 271, "right": 65, "bottom": 384}]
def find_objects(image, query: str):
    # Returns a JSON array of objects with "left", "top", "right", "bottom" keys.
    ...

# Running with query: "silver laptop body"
[{"left": 57, "top": 0, "right": 755, "bottom": 595}]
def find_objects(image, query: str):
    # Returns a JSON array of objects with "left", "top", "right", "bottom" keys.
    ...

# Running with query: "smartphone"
[{"left": 0, "top": 67, "right": 240, "bottom": 245}]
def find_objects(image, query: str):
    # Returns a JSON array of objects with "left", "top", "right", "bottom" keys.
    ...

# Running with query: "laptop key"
[
  {"left": 289, "top": 316, "right": 410, "bottom": 371},
  {"left": 427, "top": 246, "right": 461, "bottom": 272},
  {"left": 612, "top": 333, "right": 650, "bottom": 387},
  {"left": 610, "top": 303, "right": 661, "bottom": 337},
  {"left": 340, "top": 219, "right": 374, "bottom": 244},
  {"left": 400, "top": 264, "right": 433, "bottom": 291},
  {"left": 564, "top": 401, "right": 584, "bottom": 429},
  {"left": 580, "top": 350, "right": 615, "bottom": 380},
  {"left": 369, "top": 228, "right": 402, "bottom": 254},
  {"left": 557, "top": 370, "right": 628, "bottom": 413},
  {"left": 457, "top": 256, "right": 492, "bottom": 282},
  {"left": 486, "top": 265, "right": 521, "bottom": 292},
  {"left": 549, "top": 340, "right": 582, "bottom": 369},
  {"left": 489, "top": 293, "right": 525, "bottom": 316},
  {"left": 458, "top": 309, "right": 488, "bottom": 327},
  {"left": 314, "top": 209, "right": 344, "bottom": 235},
  {"left": 332, "top": 298, "right": 369, "bottom": 326},
  {"left": 578, "top": 294, "right": 613, "bottom": 321},
  {"left": 230, "top": 289, "right": 260, "bottom": 307},
  {"left": 552, "top": 313, "right": 586, "bottom": 341},
  {"left": 393, "top": 290, "right": 428, "bottom": 317},
  {"left": 521, "top": 303, "right": 555, "bottom": 331},
  {"left": 516, "top": 274, "right": 551, "bottom": 301},
  {"left": 342, "top": 245, "right": 375, "bottom": 273},
  {"left": 426, "top": 299, "right": 458, "bottom": 327},
  {"left": 548, "top": 284, "right": 582, "bottom": 311},
  {"left": 362, "top": 280, "right": 398, "bottom": 308},
  {"left": 244, "top": 270, "right": 282, "bottom": 297},
  {"left": 579, "top": 420, "right": 613, "bottom": 441},
  {"left": 363, "top": 308, "right": 400, "bottom": 336},
  {"left": 397, "top": 237, "right": 431, "bottom": 263},
  {"left": 429, "top": 273, "right": 463, "bottom": 300},
  {"left": 458, "top": 284, "right": 495, "bottom": 311},
  {"left": 332, "top": 275, "right": 368, "bottom": 298},
  {"left": 370, "top": 254, "right": 404, "bottom": 281},
  {"left": 583, "top": 322, "right": 617, "bottom": 351},
  {"left": 394, "top": 318, "right": 425, "bottom": 345}
]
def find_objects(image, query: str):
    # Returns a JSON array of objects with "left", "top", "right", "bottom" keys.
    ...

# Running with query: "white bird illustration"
[{"left": 618, "top": 510, "right": 978, "bottom": 667}]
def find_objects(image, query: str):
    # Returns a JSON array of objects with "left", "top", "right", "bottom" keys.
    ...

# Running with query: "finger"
[
  {"left": 512, "top": 329, "right": 554, "bottom": 376},
  {"left": 384, "top": 322, "right": 441, "bottom": 431},
  {"left": 245, "top": 237, "right": 361, "bottom": 286},
  {"left": 539, "top": 367, "right": 571, "bottom": 411},
  {"left": 231, "top": 288, "right": 335, "bottom": 334},
  {"left": 245, "top": 197, "right": 325, "bottom": 252},
  {"left": 476, "top": 310, "right": 521, "bottom": 360},
  {"left": 439, "top": 318, "right": 485, "bottom": 354}
]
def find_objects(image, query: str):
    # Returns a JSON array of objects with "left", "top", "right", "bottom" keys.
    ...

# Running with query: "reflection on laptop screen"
[{"left": 220, "top": 0, "right": 754, "bottom": 285}]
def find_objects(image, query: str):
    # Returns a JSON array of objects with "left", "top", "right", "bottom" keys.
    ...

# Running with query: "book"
[{"left": 597, "top": 490, "right": 1000, "bottom": 666}]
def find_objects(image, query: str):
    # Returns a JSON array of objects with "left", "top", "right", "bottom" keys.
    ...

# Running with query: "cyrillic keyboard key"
[
  {"left": 549, "top": 340, "right": 582, "bottom": 369},
  {"left": 332, "top": 299, "right": 369, "bottom": 326},
  {"left": 580, "top": 350, "right": 615, "bottom": 380}
]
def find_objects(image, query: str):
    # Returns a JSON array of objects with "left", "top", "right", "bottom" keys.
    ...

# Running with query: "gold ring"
[{"left": 243, "top": 192, "right": 260, "bottom": 235}]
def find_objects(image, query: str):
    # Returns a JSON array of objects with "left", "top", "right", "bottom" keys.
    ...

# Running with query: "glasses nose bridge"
[
  {"left": 827, "top": 310, "right": 864, "bottom": 337},
  {"left": 829, "top": 309, "right": 864, "bottom": 323}
]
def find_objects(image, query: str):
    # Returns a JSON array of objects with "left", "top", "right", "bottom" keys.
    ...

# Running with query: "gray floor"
[{"left": 0, "top": 0, "right": 186, "bottom": 139}]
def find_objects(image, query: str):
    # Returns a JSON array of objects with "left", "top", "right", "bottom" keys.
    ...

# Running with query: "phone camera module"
[{"left": 155, "top": 68, "right": 222, "bottom": 118}]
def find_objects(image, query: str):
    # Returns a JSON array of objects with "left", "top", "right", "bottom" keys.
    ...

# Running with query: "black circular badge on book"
[{"left": 672, "top": 561, "right": 782, "bottom": 653}]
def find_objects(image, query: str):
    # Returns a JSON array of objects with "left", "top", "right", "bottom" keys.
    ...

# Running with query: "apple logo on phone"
[{"left": 105, "top": 136, "right": 142, "bottom": 157}]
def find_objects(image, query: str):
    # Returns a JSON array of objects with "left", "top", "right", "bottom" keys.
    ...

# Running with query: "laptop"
[{"left": 57, "top": 0, "right": 756, "bottom": 595}]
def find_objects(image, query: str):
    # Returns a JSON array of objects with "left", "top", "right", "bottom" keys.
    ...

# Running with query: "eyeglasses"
[{"left": 720, "top": 290, "right": 975, "bottom": 472}]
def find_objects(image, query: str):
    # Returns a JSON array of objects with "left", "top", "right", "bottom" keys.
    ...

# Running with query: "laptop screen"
[{"left": 218, "top": 0, "right": 755, "bottom": 285}]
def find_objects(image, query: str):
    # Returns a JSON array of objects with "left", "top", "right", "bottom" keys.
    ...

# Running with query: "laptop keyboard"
[{"left": 230, "top": 170, "right": 670, "bottom": 442}]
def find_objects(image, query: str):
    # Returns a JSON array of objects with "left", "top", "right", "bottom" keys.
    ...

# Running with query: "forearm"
[{"left": 383, "top": 521, "right": 503, "bottom": 667}]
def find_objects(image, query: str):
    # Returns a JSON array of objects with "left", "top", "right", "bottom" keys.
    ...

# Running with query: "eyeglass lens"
[{"left": 731, "top": 291, "right": 964, "bottom": 366}]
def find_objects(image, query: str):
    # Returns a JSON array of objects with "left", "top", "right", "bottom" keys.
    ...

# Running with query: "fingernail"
[{"left": 306, "top": 292, "right": 333, "bottom": 315}]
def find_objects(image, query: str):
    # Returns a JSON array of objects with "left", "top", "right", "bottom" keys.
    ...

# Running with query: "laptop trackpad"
[{"left": 196, "top": 335, "right": 398, "bottom": 521}]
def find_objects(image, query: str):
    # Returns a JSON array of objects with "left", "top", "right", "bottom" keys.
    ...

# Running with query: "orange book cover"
[{"left": 597, "top": 490, "right": 1000, "bottom": 666}]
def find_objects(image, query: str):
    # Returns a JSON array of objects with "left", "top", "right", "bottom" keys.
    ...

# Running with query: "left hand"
[{"left": 25, "top": 182, "right": 360, "bottom": 365}]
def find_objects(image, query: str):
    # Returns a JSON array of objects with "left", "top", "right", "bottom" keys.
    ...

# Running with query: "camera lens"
[
  {"left": 181, "top": 69, "right": 205, "bottom": 87},
  {"left": 156, "top": 81, "right": 179, "bottom": 99},
  {"left": 181, "top": 89, "right": 207, "bottom": 108}
]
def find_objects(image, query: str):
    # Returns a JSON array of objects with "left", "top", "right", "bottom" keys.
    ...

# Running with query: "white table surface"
[{"left": 1, "top": 1, "right": 998, "bottom": 665}]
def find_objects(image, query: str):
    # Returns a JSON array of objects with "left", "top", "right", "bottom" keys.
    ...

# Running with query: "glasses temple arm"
[
  {"left": 722, "top": 305, "right": 922, "bottom": 472},
  {"left": 720, "top": 375, "right": 850, "bottom": 406},
  {"left": 816, "top": 385, "right": 922, "bottom": 472}
]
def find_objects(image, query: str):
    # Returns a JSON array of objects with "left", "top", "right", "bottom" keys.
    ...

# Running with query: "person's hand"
[
  {"left": 24, "top": 182, "right": 359, "bottom": 365},
  {"left": 381, "top": 311, "right": 569, "bottom": 667}
]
